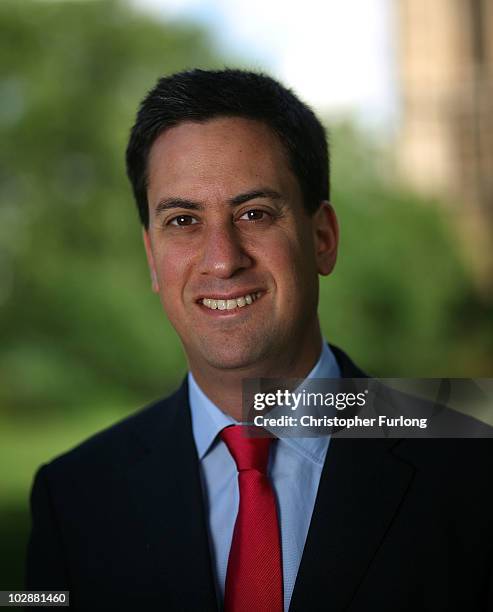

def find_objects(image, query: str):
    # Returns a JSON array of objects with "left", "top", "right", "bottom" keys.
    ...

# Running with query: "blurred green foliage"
[
  {"left": 1, "top": 0, "right": 492, "bottom": 418},
  {"left": 0, "top": 0, "right": 226, "bottom": 588},
  {"left": 324, "top": 122, "right": 493, "bottom": 377},
  {"left": 0, "top": 0, "right": 224, "bottom": 418},
  {"left": 0, "top": 0, "right": 492, "bottom": 589}
]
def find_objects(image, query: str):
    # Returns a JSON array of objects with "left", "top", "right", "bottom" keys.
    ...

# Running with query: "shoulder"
[
  {"left": 394, "top": 436, "right": 493, "bottom": 474},
  {"left": 329, "top": 343, "right": 368, "bottom": 377},
  {"left": 400, "top": 439, "right": 493, "bottom": 550},
  {"left": 38, "top": 380, "right": 189, "bottom": 486}
]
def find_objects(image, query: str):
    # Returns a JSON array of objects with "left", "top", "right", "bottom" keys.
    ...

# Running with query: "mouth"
[{"left": 197, "top": 291, "right": 263, "bottom": 313}]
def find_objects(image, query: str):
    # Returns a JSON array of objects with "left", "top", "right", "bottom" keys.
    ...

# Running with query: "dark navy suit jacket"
[{"left": 26, "top": 346, "right": 493, "bottom": 610}]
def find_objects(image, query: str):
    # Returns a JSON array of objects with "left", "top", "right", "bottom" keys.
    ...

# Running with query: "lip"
[
  {"left": 195, "top": 290, "right": 265, "bottom": 316},
  {"left": 195, "top": 289, "right": 264, "bottom": 302}
]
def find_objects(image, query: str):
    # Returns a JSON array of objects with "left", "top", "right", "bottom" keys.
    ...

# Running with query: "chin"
[
  {"left": 205, "top": 351, "right": 261, "bottom": 371},
  {"left": 196, "top": 340, "right": 271, "bottom": 372}
]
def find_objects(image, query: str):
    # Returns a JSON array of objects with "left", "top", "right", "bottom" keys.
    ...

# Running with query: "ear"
[
  {"left": 313, "top": 202, "right": 338, "bottom": 276},
  {"left": 142, "top": 228, "right": 160, "bottom": 292}
]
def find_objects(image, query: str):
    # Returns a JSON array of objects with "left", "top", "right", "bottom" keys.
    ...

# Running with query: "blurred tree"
[
  {"left": 321, "top": 122, "right": 493, "bottom": 377},
  {"left": 0, "top": 1, "right": 491, "bottom": 420},
  {"left": 2, "top": 0, "right": 491, "bottom": 593},
  {"left": 0, "top": 0, "right": 225, "bottom": 415}
]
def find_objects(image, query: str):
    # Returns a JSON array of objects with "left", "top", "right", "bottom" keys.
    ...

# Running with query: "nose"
[{"left": 199, "top": 223, "right": 253, "bottom": 279}]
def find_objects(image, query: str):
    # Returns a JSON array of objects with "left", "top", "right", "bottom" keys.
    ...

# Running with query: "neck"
[{"left": 189, "top": 324, "right": 324, "bottom": 421}]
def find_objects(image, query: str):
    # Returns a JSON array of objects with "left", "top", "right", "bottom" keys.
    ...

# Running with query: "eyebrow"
[
  {"left": 153, "top": 188, "right": 282, "bottom": 218},
  {"left": 230, "top": 188, "right": 281, "bottom": 205}
]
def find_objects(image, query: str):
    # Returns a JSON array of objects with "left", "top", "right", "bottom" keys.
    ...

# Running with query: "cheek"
[
  {"left": 153, "top": 247, "right": 192, "bottom": 309},
  {"left": 156, "top": 257, "right": 181, "bottom": 285},
  {"left": 272, "top": 234, "right": 315, "bottom": 282},
  {"left": 267, "top": 244, "right": 307, "bottom": 304},
  {"left": 270, "top": 236, "right": 318, "bottom": 308},
  {"left": 154, "top": 240, "right": 194, "bottom": 283}
]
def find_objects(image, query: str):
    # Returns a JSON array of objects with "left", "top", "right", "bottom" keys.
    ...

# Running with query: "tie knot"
[{"left": 220, "top": 425, "right": 272, "bottom": 473}]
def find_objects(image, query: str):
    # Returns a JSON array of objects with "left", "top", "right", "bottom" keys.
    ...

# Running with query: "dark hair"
[{"left": 126, "top": 68, "right": 329, "bottom": 227}]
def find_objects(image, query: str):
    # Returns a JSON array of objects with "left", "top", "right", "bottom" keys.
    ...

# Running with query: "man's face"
[{"left": 144, "top": 117, "right": 337, "bottom": 376}]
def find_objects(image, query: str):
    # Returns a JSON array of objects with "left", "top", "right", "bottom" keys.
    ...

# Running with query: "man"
[{"left": 27, "top": 69, "right": 493, "bottom": 611}]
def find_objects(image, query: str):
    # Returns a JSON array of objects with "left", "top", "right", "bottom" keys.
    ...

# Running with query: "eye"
[
  {"left": 239, "top": 209, "right": 268, "bottom": 221},
  {"left": 169, "top": 215, "right": 198, "bottom": 226}
]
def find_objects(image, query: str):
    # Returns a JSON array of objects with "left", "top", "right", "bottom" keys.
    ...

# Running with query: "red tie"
[{"left": 221, "top": 425, "right": 283, "bottom": 612}]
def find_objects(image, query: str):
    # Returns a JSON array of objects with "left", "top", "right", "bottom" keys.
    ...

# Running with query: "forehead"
[{"left": 146, "top": 116, "right": 299, "bottom": 204}]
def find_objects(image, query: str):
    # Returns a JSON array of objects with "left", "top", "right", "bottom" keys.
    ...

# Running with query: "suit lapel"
[
  {"left": 290, "top": 346, "right": 415, "bottom": 611},
  {"left": 120, "top": 347, "right": 413, "bottom": 611},
  {"left": 290, "top": 437, "right": 414, "bottom": 611},
  {"left": 126, "top": 381, "right": 218, "bottom": 611}
]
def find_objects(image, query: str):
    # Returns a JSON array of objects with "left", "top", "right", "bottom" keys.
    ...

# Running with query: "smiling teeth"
[{"left": 202, "top": 292, "right": 261, "bottom": 310}]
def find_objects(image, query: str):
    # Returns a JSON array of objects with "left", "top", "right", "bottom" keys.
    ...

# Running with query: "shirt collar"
[
  {"left": 188, "top": 341, "right": 340, "bottom": 463},
  {"left": 276, "top": 341, "right": 340, "bottom": 466},
  {"left": 188, "top": 371, "right": 236, "bottom": 460}
]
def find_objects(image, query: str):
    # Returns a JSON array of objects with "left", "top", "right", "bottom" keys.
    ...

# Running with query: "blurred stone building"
[{"left": 396, "top": 0, "right": 493, "bottom": 293}]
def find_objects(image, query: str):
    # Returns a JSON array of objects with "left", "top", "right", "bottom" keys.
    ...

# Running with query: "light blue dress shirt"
[{"left": 188, "top": 342, "right": 340, "bottom": 611}]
